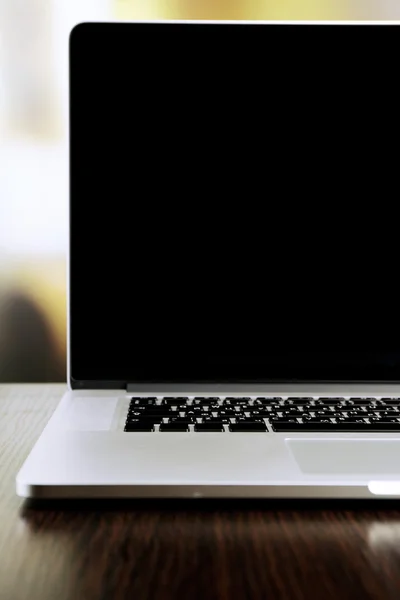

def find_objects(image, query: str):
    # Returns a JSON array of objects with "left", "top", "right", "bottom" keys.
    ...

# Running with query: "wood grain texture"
[{"left": 2, "top": 385, "right": 400, "bottom": 600}]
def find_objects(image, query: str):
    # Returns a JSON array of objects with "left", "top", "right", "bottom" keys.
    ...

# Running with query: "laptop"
[{"left": 16, "top": 20, "right": 400, "bottom": 499}]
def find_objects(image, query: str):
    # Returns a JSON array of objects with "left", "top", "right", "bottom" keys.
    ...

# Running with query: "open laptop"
[{"left": 16, "top": 20, "right": 400, "bottom": 499}]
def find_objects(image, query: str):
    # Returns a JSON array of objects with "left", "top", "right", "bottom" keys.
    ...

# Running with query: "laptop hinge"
[
  {"left": 126, "top": 383, "right": 267, "bottom": 394},
  {"left": 126, "top": 382, "right": 400, "bottom": 395},
  {"left": 126, "top": 383, "right": 234, "bottom": 394}
]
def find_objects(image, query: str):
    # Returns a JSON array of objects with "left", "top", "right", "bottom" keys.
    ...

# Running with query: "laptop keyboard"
[{"left": 124, "top": 397, "right": 400, "bottom": 432}]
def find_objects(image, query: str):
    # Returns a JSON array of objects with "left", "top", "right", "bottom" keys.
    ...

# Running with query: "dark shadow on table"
[{"left": 21, "top": 497, "right": 400, "bottom": 516}]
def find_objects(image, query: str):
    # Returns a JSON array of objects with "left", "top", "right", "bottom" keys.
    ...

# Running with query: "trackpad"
[{"left": 288, "top": 439, "right": 400, "bottom": 475}]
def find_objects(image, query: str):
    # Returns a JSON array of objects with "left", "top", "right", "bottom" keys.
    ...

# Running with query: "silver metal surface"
[{"left": 16, "top": 386, "right": 400, "bottom": 499}]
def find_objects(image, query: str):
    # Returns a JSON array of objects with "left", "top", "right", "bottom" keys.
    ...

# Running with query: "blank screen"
[{"left": 69, "top": 23, "right": 400, "bottom": 385}]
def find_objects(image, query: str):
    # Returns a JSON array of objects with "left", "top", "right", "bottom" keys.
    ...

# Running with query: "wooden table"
[{"left": 2, "top": 384, "right": 400, "bottom": 600}]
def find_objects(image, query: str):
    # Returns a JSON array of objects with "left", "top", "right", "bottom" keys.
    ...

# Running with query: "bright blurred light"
[
  {"left": 0, "top": 140, "right": 67, "bottom": 255},
  {"left": 113, "top": 0, "right": 400, "bottom": 20},
  {"left": 0, "top": 0, "right": 112, "bottom": 259},
  {"left": 0, "top": 0, "right": 112, "bottom": 381}
]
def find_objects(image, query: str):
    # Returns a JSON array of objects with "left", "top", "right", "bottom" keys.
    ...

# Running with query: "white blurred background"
[
  {"left": 0, "top": 0, "right": 111, "bottom": 381},
  {"left": 0, "top": 0, "right": 399, "bottom": 381}
]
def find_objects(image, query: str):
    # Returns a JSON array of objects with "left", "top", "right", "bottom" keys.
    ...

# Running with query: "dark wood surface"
[{"left": 3, "top": 384, "right": 400, "bottom": 600}]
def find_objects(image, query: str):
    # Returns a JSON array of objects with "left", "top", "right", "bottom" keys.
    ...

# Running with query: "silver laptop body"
[{"left": 17, "top": 20, "right": 400, "bottom": 499}]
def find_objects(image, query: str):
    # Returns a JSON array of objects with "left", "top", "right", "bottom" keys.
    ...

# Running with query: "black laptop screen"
[{"left": 70, "top": 22, "right": 400, "bottom": 385}]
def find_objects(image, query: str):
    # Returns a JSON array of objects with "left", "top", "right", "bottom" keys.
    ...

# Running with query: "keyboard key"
[
  {"left": 248, "top": 410, "right": 272, "bottom": 418},
  {"left": 184, "top": 408, "right": 204, "bottom": 416},
  {"left": 316, "top": 398, "right": 343, "bottom": 405},
  {"left": 182, "top": 413, "right": 209, "bottom": 420},
  {"left": 255, "top": 398, "right": 282, "bottom": 405},
  {"left": 336, "top": 418, "right": 368, "bottom": 423},
  {"left": 194, "top": 423, "right": 225, "bottom": 432},
  {"left": 168, "top": 417, "right": 195, "bottom": 424},
  {"left": 130, "top": 397, "right": 157, "bottom": 405},
  {"left": 132, "top": 410, "right": 175, "bottom": 418},
  {"left": 286, "top": 398, "right": 314, "bottom": 404},
  {"left": 159, "top": 423, "right": 189, "bottom": 432},
  {"left": 236, "top": 417, "right": 266, "bottom": 423},
  {"left": 216, "top": 409, "right": 240, "bottom": 417},
  {"left": 370, "top": 418, "right": 400, "bottom": 424},
  {"left": 229, "top": 422, "right": 268, "bottom": 432},
  {"left": 162, "top": 398, "right": 189, "bottom": 406},
  {"left": 363, "top": 412, "right": 381, "bottom": 418},
  {"left": 375, "top": 413, "right": 400, "bottom": 420},
  {"left": 381, "top": 399, "right": 400, "bottom": 405},
  {"left": 127, "top": 413, "right": 164, "bottom": 424},
  {"left": 269, "top": 417, "right": 298, "bottom": 423},
  {"left": 125, "top": 423, "right": 155, "bottom": 432},
  {"left": 193, "top": 398, "right": 215, "bottom": 405},
  {"left": 134, "top": 405, "right": 175, "bottom": 413},
  {"left": 348, "top": 399, "right": 375, "bottom": 405},
  {"left": 231, "top": 398, "right": 253, "bottom": 405},
  {"left": 162, "top": 397, "right": 188, "bottom": 404},
  {"left": 300, "top": 417, "right": 333, "bottom": 423},
  {"left": 281, "top": 410, "right": 309, "bottom": 418}
]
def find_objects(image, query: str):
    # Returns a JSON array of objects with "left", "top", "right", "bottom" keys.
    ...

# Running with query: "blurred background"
[{"left": 0, "top": 0, "right": 399, "bottom": 382}]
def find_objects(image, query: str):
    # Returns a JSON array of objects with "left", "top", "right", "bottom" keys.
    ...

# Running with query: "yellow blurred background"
[{"left": 0, "top": 0, "right": 399, "bottom": 382}]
